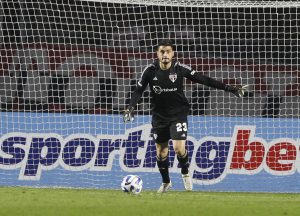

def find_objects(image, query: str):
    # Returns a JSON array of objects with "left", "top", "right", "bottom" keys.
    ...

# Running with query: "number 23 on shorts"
[{"left": 176, "top": 122, "right": 187, "bottom": 132}]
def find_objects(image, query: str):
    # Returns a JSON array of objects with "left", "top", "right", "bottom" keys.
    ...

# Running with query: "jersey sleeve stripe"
[
  {"left": 138, "top": 63, "right": 154, "bottom": 86},
  {"left": 140, "top": 63, "right": 154, "bottom": 79},
  {"left": 178, "top": 62, "right": 192, "bottom": 71}
]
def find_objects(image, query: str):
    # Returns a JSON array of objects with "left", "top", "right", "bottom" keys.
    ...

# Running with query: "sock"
[
  {"left": 177, "top": 150, "right": 189, "bottom": 175},
  {"left": 156, "top": 156, "right": 170, "bottom": 183}
]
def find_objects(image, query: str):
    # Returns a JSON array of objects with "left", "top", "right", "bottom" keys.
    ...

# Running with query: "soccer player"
[{"left": 123, "top": 39, "right": 248, "bottom": 193}]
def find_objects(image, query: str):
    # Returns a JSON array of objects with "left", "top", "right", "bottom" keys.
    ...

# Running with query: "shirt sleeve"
[
  {"left": 128, "top": 65, "right": 152, "bottom": 108},
  {"left": 181, "top": 63, "right": 227, "bottom": 91}
]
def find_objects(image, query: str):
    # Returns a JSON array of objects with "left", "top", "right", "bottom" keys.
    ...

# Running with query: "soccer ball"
[{"left": 121, "top": 175, "right": 143, "bottom": 195}]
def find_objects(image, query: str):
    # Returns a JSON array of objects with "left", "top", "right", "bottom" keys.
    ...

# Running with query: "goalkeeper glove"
[
  {"left": 123, "top": 106, "right": 135, "bottom": 123},
  {"left": 225, "top": 85, "right": 249, "bottom": 98}
]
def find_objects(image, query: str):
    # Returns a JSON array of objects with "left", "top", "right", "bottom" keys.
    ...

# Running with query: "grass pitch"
[{"left": 0, "top": 187, "right": 299, "bottom": 216}]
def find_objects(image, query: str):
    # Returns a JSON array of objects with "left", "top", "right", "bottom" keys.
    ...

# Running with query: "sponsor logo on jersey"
[{"left": 153, "top": 86, "right": 177, "bottom": 94}]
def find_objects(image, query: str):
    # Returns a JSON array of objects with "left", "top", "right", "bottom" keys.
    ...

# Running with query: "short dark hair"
[{"left": 156, "top": 39, "right": 175, "bottom": 51}]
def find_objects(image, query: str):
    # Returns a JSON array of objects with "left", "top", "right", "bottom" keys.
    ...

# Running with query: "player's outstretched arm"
[{"left": 183, "top": 69, "right": 252, "bottom": 97}]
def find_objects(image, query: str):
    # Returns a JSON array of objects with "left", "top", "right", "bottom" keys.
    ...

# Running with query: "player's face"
[{"left": 157, "top": 46, "right": 174, "bottom": 65}]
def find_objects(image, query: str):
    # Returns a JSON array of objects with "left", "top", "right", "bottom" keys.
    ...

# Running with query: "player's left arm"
[{"left": 182, "top": 65, "right": 251, "bottom": 97}]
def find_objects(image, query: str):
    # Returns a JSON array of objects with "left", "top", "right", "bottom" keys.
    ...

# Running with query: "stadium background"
[{"left": 1, "top": 0, "right": 299, "bottom": 116}]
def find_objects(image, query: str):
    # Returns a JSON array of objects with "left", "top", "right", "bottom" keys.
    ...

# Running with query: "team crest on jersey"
[{"left": 169, "top": 73, "right": 177, "bottom": 83}]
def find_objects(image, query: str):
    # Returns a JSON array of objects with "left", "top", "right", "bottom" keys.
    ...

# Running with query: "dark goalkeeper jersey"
[{"left": 129, "top": 60, "right": 228, "bottom": 120}]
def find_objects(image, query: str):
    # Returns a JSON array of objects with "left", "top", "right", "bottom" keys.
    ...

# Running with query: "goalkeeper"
[{"left": 123, "top": 39, "right": 248, "bottom": 193}]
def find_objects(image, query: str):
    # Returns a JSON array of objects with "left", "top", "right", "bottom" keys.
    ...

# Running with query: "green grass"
[{"left": 0, "top": 187, "right": 300, "bottom": 216}]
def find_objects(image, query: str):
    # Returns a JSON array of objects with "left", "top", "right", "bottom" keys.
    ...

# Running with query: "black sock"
[
  {"left": 177, "top": 150, "right": 189, "bottom": 175},
  {"left": 157, "top": 156, "right": 170, "bottom": 183}
]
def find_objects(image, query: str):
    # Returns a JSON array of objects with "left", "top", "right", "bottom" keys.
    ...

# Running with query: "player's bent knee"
[
  {"left": 156, "top": 142, "right": 169, "bottom": 157},
  {"left": 172, "top": 140, "right": 186, "bottom": 155}
]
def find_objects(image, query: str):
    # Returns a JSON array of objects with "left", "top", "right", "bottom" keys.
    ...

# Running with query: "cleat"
[
  {"left": 182, "top": 174, "right": 193, "bottom": 191},
  {"left": 157, "top": 182, "right": 172, "bottom": 193}
]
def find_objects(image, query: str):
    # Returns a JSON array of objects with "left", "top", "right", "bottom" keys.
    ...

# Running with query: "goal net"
[{"left": 0, "top": 0, "right": 299, "bottom": 192}]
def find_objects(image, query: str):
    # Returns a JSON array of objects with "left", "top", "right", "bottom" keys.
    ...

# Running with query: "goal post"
[{"left": 0, "top": 0, "right": 299, "bottom": 192}]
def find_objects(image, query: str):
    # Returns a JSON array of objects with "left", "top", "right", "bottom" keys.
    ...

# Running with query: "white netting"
[
  {"left": 89, "top": 0, "right": 300, "bottom": 7},
  {"left": 0, "top": 0, "right": 299, "bottom": 192}
]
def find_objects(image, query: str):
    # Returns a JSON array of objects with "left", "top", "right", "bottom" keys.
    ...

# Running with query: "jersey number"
[{"left": 176, "top": 123, "right": 187, "bottom": 132}]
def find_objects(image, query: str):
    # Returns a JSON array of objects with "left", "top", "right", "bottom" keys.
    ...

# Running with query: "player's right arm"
[{"left": 123, "top": 65, "right": 152, "bottom": 123}]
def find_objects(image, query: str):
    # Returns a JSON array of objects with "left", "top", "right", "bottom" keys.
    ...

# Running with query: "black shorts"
[{"left": 151, "top": 116, "right": 188, "bottom": 143}]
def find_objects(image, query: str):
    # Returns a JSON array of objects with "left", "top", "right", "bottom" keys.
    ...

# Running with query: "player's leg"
[
  {"left": 172, "top": 139, "right": 192, "bottom": 191},
  {"left": 170, "top": 120, "right": 193, "bottom": 191},
  {"left": 156, "top": 141, "right": 173, "bottom": 193},
  {"left": 172, "top": 140, "right": 189, "bottom": 175},
  {"left": 152, "top": 126, "right": 172, "bottom": 193},
  {"left": 156, "top": 141, "right": 170, "bottom": 184}
]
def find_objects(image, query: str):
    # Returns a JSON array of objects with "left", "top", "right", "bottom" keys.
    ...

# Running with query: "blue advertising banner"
[{"left": 0, "top": 112, "right": 300, "bottom": 192}]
